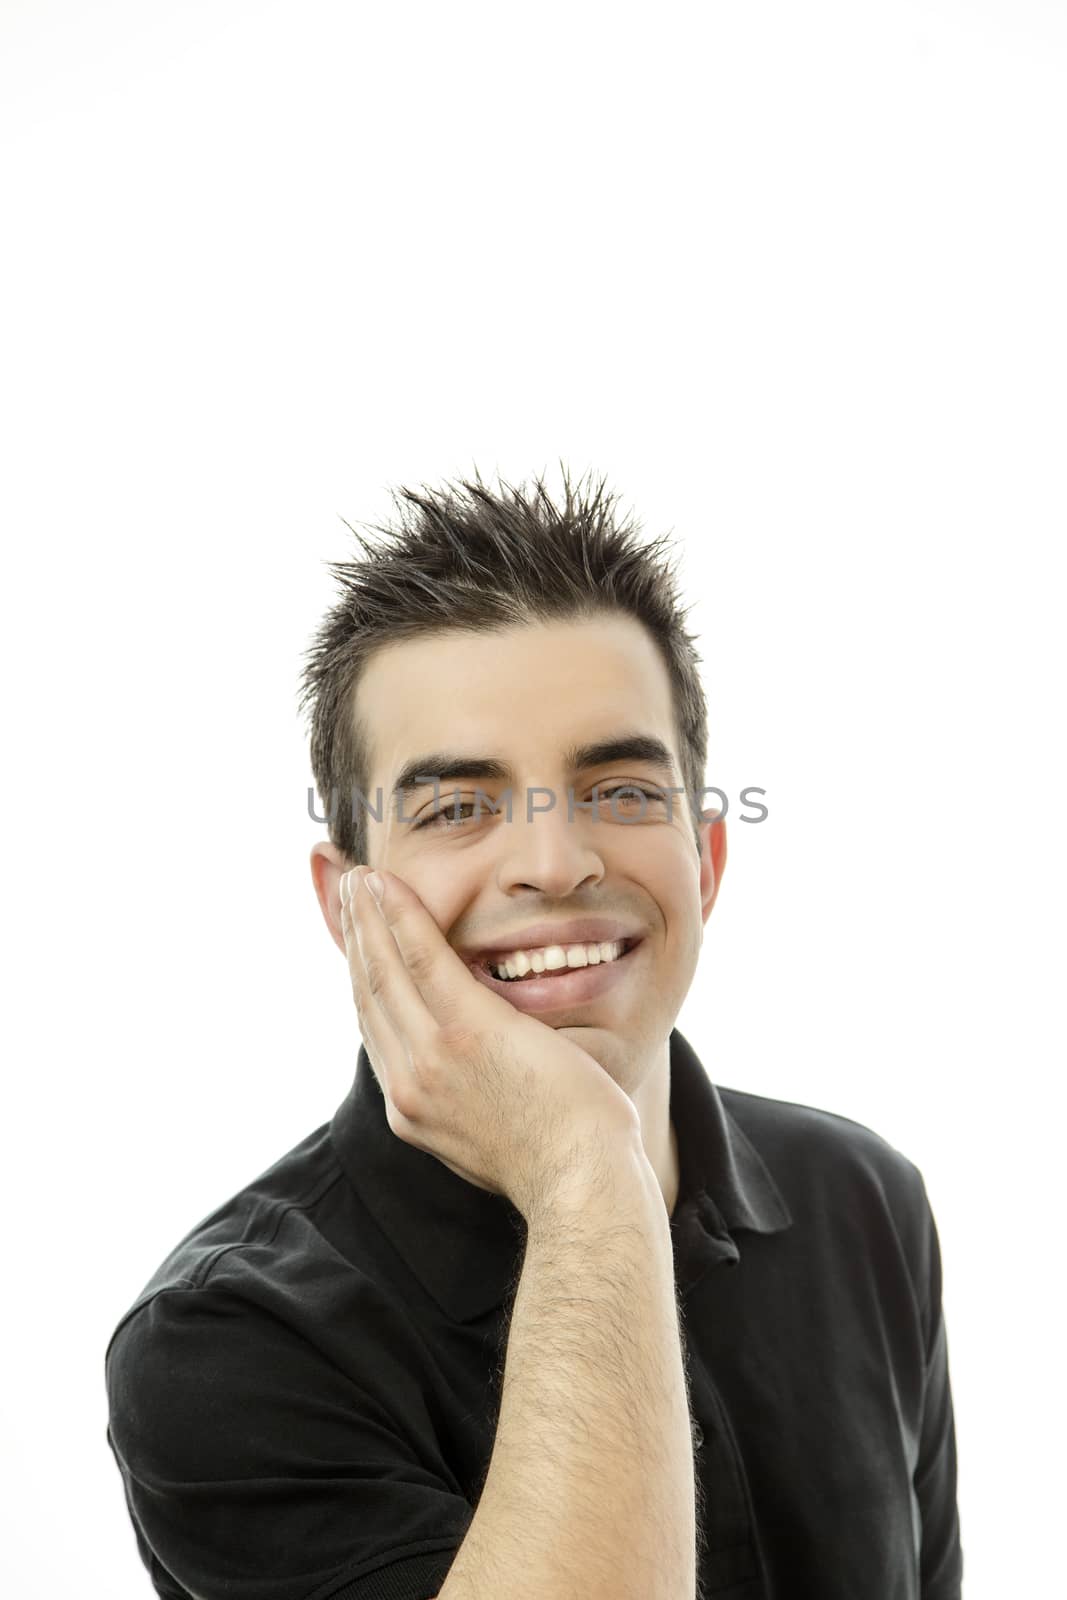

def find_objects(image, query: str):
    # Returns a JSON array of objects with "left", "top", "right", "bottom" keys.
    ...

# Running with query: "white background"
[{"left": 2, "top": 2, "right": 1064, "bottom": 1594}]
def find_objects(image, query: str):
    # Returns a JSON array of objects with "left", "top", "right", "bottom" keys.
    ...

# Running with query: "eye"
[
  {"left": 598, "top": 783, "right": 668, "bottom": 806},
  {"left": 414, "top": 795, "right": 486, "bottom": 830}
]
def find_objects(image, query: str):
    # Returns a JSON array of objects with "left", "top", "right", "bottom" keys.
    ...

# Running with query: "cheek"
[
  {"left": 628, "top": 824, "right": 701, "bottom": 902},
  {"left": 647, "top": 865, "right": 706, "bottom": 965},
  {"left": 663, "top": 900, "right": 704, "bottom": 963},
  {"left": 404, "top": 865, "right": 476, "bottom": 936}
]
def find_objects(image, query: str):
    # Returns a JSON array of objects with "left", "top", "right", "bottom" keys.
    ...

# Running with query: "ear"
[
  {"left": 310, "top": 840, "right": 358, "bottom": 957},
  {"left": 698, "top": 807, "right": 728, "bottom": 926}
]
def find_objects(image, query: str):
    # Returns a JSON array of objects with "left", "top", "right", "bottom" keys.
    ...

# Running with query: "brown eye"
[
  {"left": 415, "top": 797, "right": 481, "bottom": 830},
  {"left": 599, "top": 784, "right": 665, "bottom": 805}
]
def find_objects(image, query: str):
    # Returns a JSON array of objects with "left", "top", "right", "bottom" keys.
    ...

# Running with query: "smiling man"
[
  {"left": 104, "top": 472, "right": 963, "bottom": 1600},
  {"left": 328, "top": 612, "right": 706, "bottom": 1218}
]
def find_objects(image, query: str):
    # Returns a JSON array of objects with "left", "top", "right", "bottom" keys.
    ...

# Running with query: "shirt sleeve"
[
  {"left": 105, "top": 1280, "right": 472, "bottom": 1600},
  {"left": 912, "top": 1175, "right": 964, "bottom": 1600}
]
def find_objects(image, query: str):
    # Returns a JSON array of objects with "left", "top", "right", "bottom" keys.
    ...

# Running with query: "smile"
[{"left": 471, "top": 938, "right": 645, "bottom": 1013}]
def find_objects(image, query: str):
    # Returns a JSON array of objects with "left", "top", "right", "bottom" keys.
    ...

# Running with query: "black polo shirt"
[{"left": 105, "top": 1029, "right": 963, "bottom": 1600}]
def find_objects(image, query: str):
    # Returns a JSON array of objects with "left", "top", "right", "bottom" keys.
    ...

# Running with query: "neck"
[{"left": 631, "top": 1034, "right": 680, "bottom": 1218}]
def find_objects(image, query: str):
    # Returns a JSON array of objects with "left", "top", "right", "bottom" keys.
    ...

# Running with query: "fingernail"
[{"left": 365, "top": 870, "right": 383, "bottom": 903}]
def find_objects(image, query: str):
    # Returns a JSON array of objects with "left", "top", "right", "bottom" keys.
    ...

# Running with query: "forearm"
[{"left": 439, "top": 1147, "right": 698, "bottom": 1600}]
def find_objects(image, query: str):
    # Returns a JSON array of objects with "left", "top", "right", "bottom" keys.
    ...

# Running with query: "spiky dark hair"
[{"left": 298, "top": 466, "right": 709, "bottom": 863}]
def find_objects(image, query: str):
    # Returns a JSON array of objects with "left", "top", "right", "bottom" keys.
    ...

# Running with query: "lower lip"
[{"left": 470, "top": 940, "right": 644, "bottom": 1014}]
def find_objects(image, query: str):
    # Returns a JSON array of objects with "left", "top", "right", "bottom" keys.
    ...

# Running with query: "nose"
[{"left": 492, "top": 785, "right": 606, "bottom": 897}]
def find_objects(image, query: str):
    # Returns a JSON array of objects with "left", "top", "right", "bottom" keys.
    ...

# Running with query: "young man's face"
[{"left": 320, "top": 614, "right": 724, "bottom": 1101}]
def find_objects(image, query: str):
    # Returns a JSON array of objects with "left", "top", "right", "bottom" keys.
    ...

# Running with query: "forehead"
[{"left": 354, "top": 614, "right": 678, "bottom": 784}]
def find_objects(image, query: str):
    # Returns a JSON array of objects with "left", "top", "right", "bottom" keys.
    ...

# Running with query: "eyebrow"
[{"left": 389, "top": 734, "right": 678, "bottom": 804}]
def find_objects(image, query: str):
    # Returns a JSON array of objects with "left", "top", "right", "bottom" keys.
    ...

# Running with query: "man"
[{"left": 105, "top": 471, "right": 963, "bottom": 1600}]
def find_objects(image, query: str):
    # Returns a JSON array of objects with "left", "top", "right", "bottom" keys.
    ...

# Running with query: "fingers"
[
  {"left": 343, "top": 868, "right": 442, "bottom": 1043},
  {"left": 348, "top": 868, "right": 484, "bottom": 1040},
  {"left": 340, "top": 869, "right": 442, "bottom": 1120},
  {"left": 339, "top": 872, "right": 392, "bottom": 1062}
]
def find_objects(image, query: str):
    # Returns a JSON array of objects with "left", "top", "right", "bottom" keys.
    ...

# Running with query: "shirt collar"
[{"left": 330, "top": 1027, "right": 794, "bottom": 1323}]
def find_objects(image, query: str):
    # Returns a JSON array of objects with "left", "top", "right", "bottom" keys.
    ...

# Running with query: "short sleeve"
[
  {"left": 105, "top": 1282, "right": 472, "bottom": 1600},
  {"left": 911, "top": 1178, "right": 964, "bottom": 1600}
]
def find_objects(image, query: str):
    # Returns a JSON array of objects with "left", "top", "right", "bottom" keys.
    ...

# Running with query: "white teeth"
[{"left": 488, "top": 938, "right": 629, "bottom": 981}]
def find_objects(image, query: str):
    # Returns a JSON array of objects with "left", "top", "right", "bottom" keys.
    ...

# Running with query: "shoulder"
[
  {"left": 105, "top": 1252, "right": 403, "bottom": 1492},
  {"left": 718, "top": 1085, "right": 946, "bottom": 1346},
  {"left": 103, "top": 1157, "right": 471, "bottom": 1600},
  {"left": 112, "top": 1118, "right": 344, "bottom": 1314},
  {"left": 719, "top": 1083, "right": 932, "bottom": 1228},
  {"left": 105, "top": 1120, "right": 373, "bottom": 1463}
]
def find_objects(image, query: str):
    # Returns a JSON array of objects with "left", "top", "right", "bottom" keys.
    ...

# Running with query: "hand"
[{"left": 339, "top": 866, "right": 644, "bottom": 1220}]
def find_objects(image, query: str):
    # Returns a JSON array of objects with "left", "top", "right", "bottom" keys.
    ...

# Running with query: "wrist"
[{"left": 521, "top": 1138, "right": 661, "bottom": 1238}]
